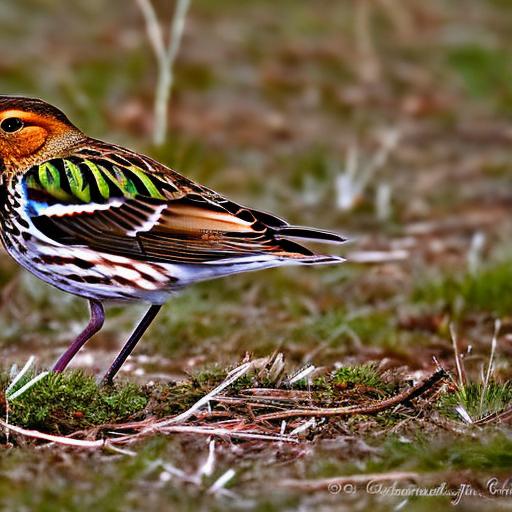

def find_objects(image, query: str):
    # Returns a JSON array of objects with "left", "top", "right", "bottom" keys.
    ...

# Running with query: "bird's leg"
[
  {"left": 102, "top": 304, "right": 162, "bottom": 384},
  {"left": 53, "top": 299, "right": 105, "bottom": 372}
]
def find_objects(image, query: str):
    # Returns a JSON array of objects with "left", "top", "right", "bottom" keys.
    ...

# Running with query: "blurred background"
[
  {"left": 4, "top": 2, "right": 512, "bottom": 510},
  {"left": 1, "top": 0, "right": 512, "bottom": 379}
]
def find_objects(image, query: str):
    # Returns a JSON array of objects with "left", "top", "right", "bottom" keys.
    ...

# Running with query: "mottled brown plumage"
[{"left": 0, "top": 96, "right": 346, "bottom": 381}]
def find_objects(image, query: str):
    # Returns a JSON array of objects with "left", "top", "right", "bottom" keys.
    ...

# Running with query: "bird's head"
[{"left": 0, "top": 96, "right": 84, "bottom": 174}]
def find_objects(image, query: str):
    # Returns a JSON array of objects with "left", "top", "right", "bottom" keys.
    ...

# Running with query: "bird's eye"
[{"left": 0, "top": 117, "right": 24, "bottom": 133}]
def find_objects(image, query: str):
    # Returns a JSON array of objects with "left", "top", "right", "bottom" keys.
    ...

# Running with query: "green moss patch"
[{"left": 3, "top": 371, "right": 148, "bottom": 434}]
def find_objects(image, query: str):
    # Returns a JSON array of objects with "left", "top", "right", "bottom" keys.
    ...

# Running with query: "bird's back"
[{"left": 2, "top": 135, "right": 346, "bottom": 304}]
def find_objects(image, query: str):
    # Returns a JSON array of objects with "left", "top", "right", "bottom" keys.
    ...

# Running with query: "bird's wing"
[{"left": 22, "top": 150, "right": 340, "bottom": 264}]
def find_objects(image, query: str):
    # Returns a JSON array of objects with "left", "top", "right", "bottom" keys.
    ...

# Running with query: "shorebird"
[{"left": 0, "top": 96, "right": 345, "bottom": 382}]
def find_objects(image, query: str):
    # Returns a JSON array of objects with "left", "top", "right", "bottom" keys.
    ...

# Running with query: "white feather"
[{"left": 35, "top": 199, "right": 124, "bottom": 217}]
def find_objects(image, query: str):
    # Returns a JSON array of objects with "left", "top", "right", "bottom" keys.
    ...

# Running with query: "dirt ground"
[{"left": 1, "top": 1, "right": 512, "bottom": 510}]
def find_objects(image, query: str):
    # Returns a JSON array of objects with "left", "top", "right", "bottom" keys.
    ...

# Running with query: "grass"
[
  {"left": 1, "top": 361, "right": 511, "bottom": 511},
  {"left": 370, "top": 432, "right": 512, "bottom": 473},
  {"left": 439, "top": 381, "right": 512, "bottom": 422},
  {"left": 0, "top": 359, "right": 447, "bottom": 437},
  {"left": 413, "top": 258, "right": 512, "bottom": 317},
  {"left": 448, "top": 45, "right": 512, "bottom": 114},
  {"left": 0, "top": 363, "right": 244, "bottom": 435},
  {"left": 308, "top": 430, "right": 512, "bottom": 477}
]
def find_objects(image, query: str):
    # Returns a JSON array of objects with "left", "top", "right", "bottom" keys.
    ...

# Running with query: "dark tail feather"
[
  {"left": 273, "top": 225, "right": 346, "bottom": 265},
  {"left": 275, "top": 226, "right": 347, "bottom": 245}
]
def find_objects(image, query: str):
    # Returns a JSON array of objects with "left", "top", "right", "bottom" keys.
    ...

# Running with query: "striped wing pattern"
[{"left": 22, "top": 148, "right": 323, "bottom": 266}]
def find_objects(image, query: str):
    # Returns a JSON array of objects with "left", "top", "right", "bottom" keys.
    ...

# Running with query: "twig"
[
  {"left": 5, "top": 356, "right": 36, "bottom": 395},
  {"left": 474, "top": 405, "right": 512, "bottom": 426},
  {"left": 0, "top": 418, "right": 298, "bottom": 447},
  {"left": 450, "top": 323, "right": 466, "bottom": 389},
  {"left": 155, "top": 425, "right": 298, "bottom": 443},
  {"left": 240, "top": 388, "right": 317, "bottom": 400},
  {"left": 289, "top": 418, "right": 316, "bottom": 436},
  {"left": 208, "top": 468, "right": 236, "bottom": 494},
  {"left": 149, "top": 360, "right": 254, "bottom": 428},
  {"left": 286, "top": 364, "right": 316, "bottom": 385},
  {"left": 254, "top": 369, "right": 447, "bottom": 423},
  {"left": 335, "top": 128, "right": 400, "bottom": 212},
  {"left": 0, "top": 418, "right": 106, "bottom": 448},
  {"left": 135, "top": 0, "right": 191, "bottom": 145},
  {"left": 354, "top": 0, "right": 380, "bottom": 84}
]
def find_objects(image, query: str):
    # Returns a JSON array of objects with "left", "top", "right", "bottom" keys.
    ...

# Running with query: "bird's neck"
[{"left": 2, "top": 129, "right": 86, "bottom": 177}]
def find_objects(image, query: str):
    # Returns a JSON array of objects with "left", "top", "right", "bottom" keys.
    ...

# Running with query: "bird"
[{"left": 0, "top": 96, "right": 346, "bottom": 382}]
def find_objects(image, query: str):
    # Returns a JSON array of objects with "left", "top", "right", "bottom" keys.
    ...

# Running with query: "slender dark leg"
[
  {"left": 102, "top": 305, "right": 162, "bottom": 384},
  {"left": 53, "top": 299, "right": 105, "bottom": 372}
]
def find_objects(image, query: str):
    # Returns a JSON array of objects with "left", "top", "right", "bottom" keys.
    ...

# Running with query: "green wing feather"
[{"left": 23, "top": 149, "right": 325, "bottom": 265}]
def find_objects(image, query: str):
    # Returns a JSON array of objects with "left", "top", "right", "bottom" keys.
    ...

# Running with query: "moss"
[
  {"left": 145, "top": 365, "right": 233, "bottom": 416},
  {"left": 4, "top": 371, "right": 148, "bottom": 434},
  {"left": 331, "top": 362, "right": 387, "bottom": 390},
  {"left": 190, "top": 365, "right": 228, "bottom": 387},
  {"left": 290, "top": 362, "right": 392, "bottom": 408},
  {"left": 1, "top": 361, "right": 276, "bottom": 433}
]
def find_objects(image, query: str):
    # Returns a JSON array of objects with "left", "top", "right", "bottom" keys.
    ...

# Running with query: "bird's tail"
[
  {"left": 272, "top": 224, "right": 347, "bottom": 264},
  {"left": 275, "top": 225, "right": 347, "bottom": 245}
]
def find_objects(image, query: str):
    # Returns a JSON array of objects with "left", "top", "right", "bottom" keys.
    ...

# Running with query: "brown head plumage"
[{"left": 0, "top": 96, "right": 84, "bottom": 174}]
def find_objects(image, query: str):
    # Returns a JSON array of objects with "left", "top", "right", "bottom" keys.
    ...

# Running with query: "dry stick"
[
  {"left": 450, "top": 323, "right": 466, "bottom": 389},
  {"left": 280, "top": 470, "right": 419, "bottom": 491},
  {"left": 136, "top": 0, "right": 191, "bottom": 145},
  {"left": 254, "top": 369, "right": 447, "bottom": 423},
  {"left": 475, "top": 405, "right": 512, "bottom": 426},
  {"left": 354, "top": 0, "right": 380, "bottom": 84},
  {"left": 0, "top": 418, "right": 106, "bottom": 448},
  {"left": 64, "top": 360, "right": 265, "bottom": 440},
  {"left": 157, "top": 426, "right": 297, "bottom": 443},
  {"left": 106, "top": 423, "right": 298, "bottom": 446},
  {"left": 149, "top": 360, "right": 254, "bottom": 429},
  {"left": 0, "top": 418, "right": 298, "bottom": 448}
]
